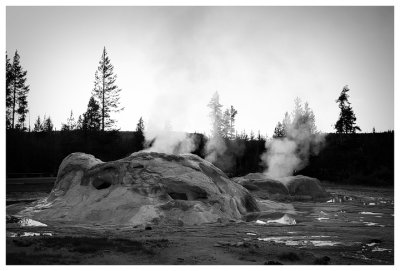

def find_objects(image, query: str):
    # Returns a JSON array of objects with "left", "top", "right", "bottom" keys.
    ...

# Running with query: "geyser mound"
[
  {"left": 279, "top": 175, "right": 330, "bottom": 199},
  {"left": 233, "top": 173, "right": 329, "bottom": 201},
  {"left": 19, "top": 152, "right": 259, "bottom": 226}
]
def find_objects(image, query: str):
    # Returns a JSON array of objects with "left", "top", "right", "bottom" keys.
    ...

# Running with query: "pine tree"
[
  {"left": 76, "top": 115, "right": 84, "bottom": 131},
  {"left": 285, "top": 98, "right": 317, "bottom": 136},
  {"left": 304, "top": 102, "right": 317, "bottom": 134},
  {"left": 207, "top": 91, "right": 223, "bottom": 137},
  {"left": 228, "top": 105, "right": 238, "bottom": 139},
  {"left": 43, "top": 116, "right": 54, "bottom": 132},
  {"left": 61, "top": 110, "right": 77, "bottom": 131},
  {"left": 33, "top": 116, "right": 43, "bottom": 132},
  {"left": 334, "top": 85, "right": 361, "bottom": 134},
  {"left": 221, "top": 109, "right": 231, "bottom": 138},
  {"left": 67, "top": 111, "right": 76, "bottom": 130},
  {"left": 6, "top": 52, "right": 13, "bottom": 129},
  {"left": 281, "top": 112, "right": 291, "bottom": 137},
  {"left": 82, "top": 96, "right": 102, "bottom": 131},
  {"left": 273, "top": 122, "right": 285, "bottom": 138},
  {"left": 92, "top": 47, "right": 123, "bottom": 131},
  {"left": 134, "top": 117, "right": 145, "bottom": 151},
  {"left": 8, "top": 51, "right": 30, "bottom": 130},
  {"left": 136, "top": 117, "right": 144, "bottom": 133},
  {"left": 291, "top": 97, "right": 306, "bottom": 131}
]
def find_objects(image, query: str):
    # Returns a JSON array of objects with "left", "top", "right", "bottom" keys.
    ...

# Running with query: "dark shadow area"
[
  {"left": 168, "top": 192, "right": 188, "bottom": 200},
  {"left": 92, "top": 178, "right": 112, "bottom": 190}
]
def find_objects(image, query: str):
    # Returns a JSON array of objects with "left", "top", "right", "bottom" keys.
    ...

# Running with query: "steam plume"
[
  {"left": 144, "top": 123, "right": 199, "bottom": 155},
  {"left": 262, "top": 138, "right": 301, "bottom": 178},
  {"left": 205, "top": 135, "right": 227, "bottom": 163},
  {"left": 261, "top": 99, "right": 325, "bottom": 178}
]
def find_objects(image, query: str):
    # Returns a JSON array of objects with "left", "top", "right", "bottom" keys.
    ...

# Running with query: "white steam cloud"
[
  {"left": 261, "top": 100, "right": 325, "bottom": 178},
  {"left": 204, "top": 135, "right": 227, "bottom": 163},
  {"left": 262, "top": 138, "right": 301, "bottom": 178},
  {"left": 143, "top": 121, "right": 199, "bottom": 155}
]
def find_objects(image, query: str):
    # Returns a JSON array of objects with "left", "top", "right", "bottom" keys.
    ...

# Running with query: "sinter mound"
[
  {"left": 233, "top": 173, "right": 330, "bottom": 200},
  {"left": 18, "top": 152, "right": 259, "bottom": 226}
]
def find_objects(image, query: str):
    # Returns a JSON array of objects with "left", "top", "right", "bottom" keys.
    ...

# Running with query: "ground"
[{"left": 6, "top": 182, "right": 394, "bottom": 265}]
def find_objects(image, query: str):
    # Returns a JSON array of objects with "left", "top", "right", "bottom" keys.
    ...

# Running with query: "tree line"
[
  {"left": 6, "top": 47, "right": 125, "bottom": 133},
  {"left": 6, "top": 128, "right": 394, "bottom": 186},
  {"left": 6, "top": 48, "right": 362, "bottom": 137}
]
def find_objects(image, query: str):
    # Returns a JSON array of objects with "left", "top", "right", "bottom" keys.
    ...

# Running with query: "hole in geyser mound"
[
  {"left": 192, "top": 191, "right": 208, "bottom": 200},
  {"left": 92, "top": 178, "right": 112, "bottom": 190},
  {"left": 168, "top": 192, "right": 188, "bottom": 200}
]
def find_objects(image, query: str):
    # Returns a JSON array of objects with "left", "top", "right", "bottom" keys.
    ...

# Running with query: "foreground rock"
[
  {"left": 233, "top": 173, "right": 330, "bottom": 201},
  {"left": 18, "top": 152, "right": 259, "bottom": 226}
]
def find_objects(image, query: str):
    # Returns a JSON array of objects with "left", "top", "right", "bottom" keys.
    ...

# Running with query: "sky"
[{"left": 6, "top": 6, "right": 394, "bottom": 135}]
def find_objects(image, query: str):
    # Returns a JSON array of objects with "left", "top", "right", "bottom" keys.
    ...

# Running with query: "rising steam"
[
  {"left": 143, "top": 122, "right": 199, "bottom": 155},
  {"left": 203, "top": 91, "right": 231, "bottom": 168},
  {"left": 261, "top": 99, "right": 325, "bottom": 178},
  {"left": 262, "top": 138, "right": 301, "bottom": 178},
  {"left": 204, "top": 134, "right": 227, "bottom": 163}
]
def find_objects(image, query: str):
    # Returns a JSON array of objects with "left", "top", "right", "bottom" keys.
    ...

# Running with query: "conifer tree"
[
  {"left": 304, "top": 102, "right": 317, "bottom": 134},
  {"left": 334, "top": 85, "right": 361, "bottom": 133},
  {"left": 82, "top": 96, "right": 102, "bottom": 131},
  {"left": 273, "top": 122, "right": 285, "bottom": 138},
  {"left": 6, "top": 52, "right": 13, "bottom": 129},
  {"left": 43, "top": 116, "right": 54, "bottom": 132},
  {"left": 281, "top": 112, "right": 291, "bottom": 137},
  {"left": 76, "top": 115, "right": 84, "bottom": 131},
  {"left": 7, "top": 51, "right": 30, "bottom": 130},
  {"left": 221, "top": 109, "right": 231, "bottom": 138},
  {"left": 33, "top": 116, "right": 43, "bottom": 132},
  {"left": 291, "top": 97, "right": 305, "bottom": 131},
  {"left": 228, "top": 105, "right": 238, "bottom": 139},
  {"left": 134, "top": 117, "right": 145, "bottom": 151},
  {"left": 287, "top": 98, "right": 317, "bottom": 136},
  {"left": 61, "top": 111, "right": 77, "bottom": 131},
  {"left": 207, "top": 91, "right": 223, "bottom": 137},
  {"left": 92, "top": 47, "right": 123, "bottom": 131},
  {"left": 136, "top": 117, "right": 144, "bottom": 133}
]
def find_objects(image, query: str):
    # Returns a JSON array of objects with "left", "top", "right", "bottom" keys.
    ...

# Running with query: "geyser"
[
  {"left": 18, "top": 152, "right": 259, "bottom": 226},
  {"left": 261, "top": 99, "right": 325, "bottom": 178}
]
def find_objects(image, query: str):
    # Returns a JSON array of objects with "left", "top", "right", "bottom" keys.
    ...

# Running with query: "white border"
[{"left": 1, "top": 1, "right": 398, "bottom": 271}]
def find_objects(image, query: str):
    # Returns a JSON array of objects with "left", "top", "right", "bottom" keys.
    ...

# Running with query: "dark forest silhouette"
[{"left": 6, "top": 130, "right": 394, "bottom": 186}]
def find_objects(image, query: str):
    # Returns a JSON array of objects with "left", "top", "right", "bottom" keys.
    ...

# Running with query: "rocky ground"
[{"left": 6, "top": 184, "right": 394, "bottom": 265}]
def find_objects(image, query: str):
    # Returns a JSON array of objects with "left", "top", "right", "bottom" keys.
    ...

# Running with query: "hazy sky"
[{"left": 6, "top": 6, "right": 394, "bottom": 135}]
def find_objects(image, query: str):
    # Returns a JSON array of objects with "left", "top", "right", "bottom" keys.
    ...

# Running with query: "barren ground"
[{"left": 6, "top": 183, "right": 394, "bottom": 265}]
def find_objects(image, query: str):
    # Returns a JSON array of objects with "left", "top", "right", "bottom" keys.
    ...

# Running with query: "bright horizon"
[{"left": 6, "top": 6, "right": 394, "bottom": 136}]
